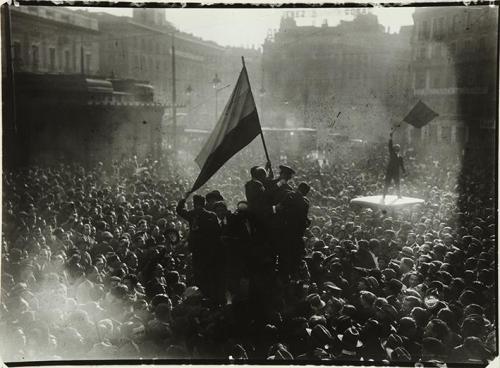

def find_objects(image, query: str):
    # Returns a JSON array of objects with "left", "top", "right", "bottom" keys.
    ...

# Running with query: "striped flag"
[
  {"left": 403, "top": 100, "right": 439, "bottom": 128},
  {"left": 190, "top": 64, "right": 262, "bottom": 193}
]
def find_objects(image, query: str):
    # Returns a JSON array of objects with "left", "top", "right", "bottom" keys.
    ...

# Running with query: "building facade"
[
  {"left": 262, "top": 13, "right": 412, "bottom": 143},
  {"left": 8, "top": 6, "right": 99, "bottom": 75},
  {"left": 91, "top": 9, "right": 263, "bottom": 130},
  {"left": 407, "top": 6, "right": 498, "bottom": 153}
]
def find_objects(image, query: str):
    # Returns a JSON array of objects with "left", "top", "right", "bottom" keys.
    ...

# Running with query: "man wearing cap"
[
  {"left": 205, "top": 190, "right": 224, "bottom": 213},
  {"left": 382, "top": 132, "right": 406, "bottom": 200}
]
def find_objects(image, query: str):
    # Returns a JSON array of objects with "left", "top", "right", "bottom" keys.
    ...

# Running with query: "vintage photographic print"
[{"left": 1, "top": 1, "right": 498, "bottom": 366}]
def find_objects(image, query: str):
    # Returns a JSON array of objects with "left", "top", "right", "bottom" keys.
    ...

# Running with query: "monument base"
[{"left": 350, "top": 195, "right": 425, "bottom": 211}]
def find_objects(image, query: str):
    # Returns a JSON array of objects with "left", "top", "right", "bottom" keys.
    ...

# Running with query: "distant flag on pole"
[
  {"left": 403, "top": 100, "right": 439, "bottom": 128},
  {"left": 190, "top": 61, "right": 262, "bottom": 193}
]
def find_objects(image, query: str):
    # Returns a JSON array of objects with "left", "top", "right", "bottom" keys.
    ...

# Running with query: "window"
[
  {"left": 464, "top": 39, "right": 472, "bottom": 54},
  {"left": 452, "top": 14, "right": 459, "bottom": 32},
  {"left": 64, "top": 50, "right": 70, "bottom": 71},
  {"left": 431, "top": 70, "right": 442, "bottom": 88},
  {"left": 438, "top": 17, "right": 445, "bottom": 35},
  {"left": 49, "top": 47, "right": 56, "bottom": 71},
  {"left": 418, "top": 45, "right": 427, "bottom": 60},
  {"left": 465, "top": 12, "right": 472, "bottom": 29},
  {"left": 422, "top": 21, "right": 430, "bottom": 39},
  {"left": 447, "top": 70, "right": 456, "bottom": 87},
  {"left": 478, "top": 37, "right": 486, "bottom": 50},
  {"left": 32, "top": 45, "right": 39, "bottom": 70},
  {"left": 85, "top": 54, "right": 91, "bottom": 73},
  {"left": 466, "top": 69, "right": 476, "bottom": 87},
  {"left": 432, "top": 18, "right": 438, "bottom": 37},
  {"left": 415, "top": 70, "right": 426, "bottom": 89},
  {"left": 449, "top": 42, "right": 457, "bottom": 56},
  {"left": 441, "top": 126, "right": 451, "bottom": 143},
  {"left": 13, "top": 41, "right": 22, "bottom": 66},
  {"left": 433, "top": 44, "right": 442, "bottom": 58}
]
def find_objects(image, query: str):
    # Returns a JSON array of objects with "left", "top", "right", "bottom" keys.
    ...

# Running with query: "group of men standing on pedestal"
[
  {"left": 176, "top": 163, "right": 311, "bottom": 304},
  {"left": 245, "top": 163, "right": 311, "bottom": 283}
]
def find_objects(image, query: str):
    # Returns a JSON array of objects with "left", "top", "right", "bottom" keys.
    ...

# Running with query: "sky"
[{"left": 74, "top": 6, "right": 415, "bottom": 48}]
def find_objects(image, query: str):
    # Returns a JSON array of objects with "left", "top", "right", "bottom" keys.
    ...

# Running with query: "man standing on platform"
[
  {"left": 267, "top": 165, "right": 296, "bottom": 206},
  {"left": 277, "top": 182, "right": 311, "bottom": 282},
  {"left": 383, "top": 132, "right": 406, "bottom": 200},
  {"left": 176, "top": 194, "right": 219, "bottom": 300}
]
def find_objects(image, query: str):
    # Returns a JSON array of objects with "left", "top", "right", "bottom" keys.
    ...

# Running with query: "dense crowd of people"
[{"left": 0, "top": 137, "right": 496, "bottom": 364}]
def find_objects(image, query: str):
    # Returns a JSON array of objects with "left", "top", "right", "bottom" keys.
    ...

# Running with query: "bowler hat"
[
  {"left": 279, "top": 165, "right": 296, "bottom": 176},
  {"left": 337, "top": 327, "right": 363, "bottom": 350}
]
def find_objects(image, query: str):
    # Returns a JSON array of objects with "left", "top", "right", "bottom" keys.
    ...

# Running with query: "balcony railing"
[{"left": 414, "top": 87, "right": 488, "bottom": 95}]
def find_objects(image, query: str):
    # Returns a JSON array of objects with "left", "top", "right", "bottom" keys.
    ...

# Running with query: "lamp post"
[
  {"left": 212, "top": 73, "right": 230, "bottom": 123},
  {"left": 212, "top": 73, "right": 221, "bottom": 122},
  {"left": 185, "top": 84, "right": 192, "bottom": 123},
  {"left": 259, "top": 86, "right": 266, "bottom": 124}
]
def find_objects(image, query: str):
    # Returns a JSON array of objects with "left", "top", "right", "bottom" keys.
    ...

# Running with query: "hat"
[
  {"left": 391, "top": 347, "right": 412, "bottom": 361},
  {"left": 338, "top": 327, "right": 363, "bottom": 350},
  {"left": 323, "top": 282, "right": 342, "bottom": 294},
  {"left": 387, "top": 279, "right": 403, "bottom": 294},
  {"left": 279, "top": 165, "right": 296, "bottom": 177},
  {"left": 206, "top": 190, "right": 223, "bottom": 201},
  {"left": 401, "top": 246, "right": 414, "bottom": 257},
  {"left": 311, "top": 324, "right": 333, "bottom": 348},
  {"left": 307, "top": 293, "right": 326, "bottom": 311}
]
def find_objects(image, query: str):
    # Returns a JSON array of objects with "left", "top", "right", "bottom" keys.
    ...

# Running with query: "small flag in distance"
[{"left": 403, "top": 100, "right": 439, "bottom": 128}]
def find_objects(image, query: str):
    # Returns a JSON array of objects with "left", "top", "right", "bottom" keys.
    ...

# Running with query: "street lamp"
[
  {"left": 212, "top": 73, "right": 230, "bottom": 123},
  {"left": 259, "top": 86, "right": 266, "bottom": 124},
  {"left": 212, "top": 73, "right": 221, "bottom": 89},
  {"left": 185, "top": 85, "right": 193, "bottom": 123}
]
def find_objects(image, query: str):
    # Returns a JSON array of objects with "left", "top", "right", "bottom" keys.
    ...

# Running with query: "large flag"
[
  {"left": 403, "top": 100, "right": 439, "bottom": 128},
  {"left": 190, "top": 63, "right": 262, "bottom": 193}
]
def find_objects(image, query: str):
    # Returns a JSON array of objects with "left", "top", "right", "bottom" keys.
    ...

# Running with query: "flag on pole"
[
  {"left": 403, "top": 100, "right": 439, "bottom": 128},
  {"left": 190, "top": 63, "right": 262, "bottom": 193}
]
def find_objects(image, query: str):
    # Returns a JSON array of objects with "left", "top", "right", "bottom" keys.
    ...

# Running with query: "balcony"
[{"left": 414, "top": 87, "right": 488, "bottom": 96}]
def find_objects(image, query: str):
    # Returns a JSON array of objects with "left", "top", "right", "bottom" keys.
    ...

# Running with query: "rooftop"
[{"left": 13, "top": 6, "right": 98, "bottom": 31}]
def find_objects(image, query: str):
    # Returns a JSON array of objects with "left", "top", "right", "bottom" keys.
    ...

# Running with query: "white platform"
[{"left": 350, "top": 195, "right": 425, "bottom": 211}]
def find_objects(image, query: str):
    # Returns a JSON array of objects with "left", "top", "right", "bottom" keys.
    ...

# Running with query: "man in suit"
[
  {"left": 267, "top": 165, "right": 296, "bottom": 206},
  {"left": 383, "top": 132, "right": 406, "bottom": 200},
  {"left": 176, "top": 194, "right": 219, "bottom": 298},
  {"left": 245, "top": 166, "right": 272, "bottom": 223},
  {"left": 276, "top": 182, "right": 311, "bottom": 282}
]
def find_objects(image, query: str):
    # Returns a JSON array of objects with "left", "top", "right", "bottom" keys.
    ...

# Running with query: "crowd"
[{"left": 0, "top": 137, "right": 496, "bottom": 364}]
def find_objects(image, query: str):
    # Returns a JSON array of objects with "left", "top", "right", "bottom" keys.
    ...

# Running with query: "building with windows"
[
  {"left": 91, "top": 10, "right": 224, "bottom": 106},
  {"left": 8, "top": 6, "right": 99, "bottom": 75},
  {"left": 262, "top": 13, "right": 412, "bottom": 142},
  {"left": 408, "top": 6, "right": 497, "bottom": 152},
  {"left": 91, "top": 9, "right": 262, "bottom": 129}
]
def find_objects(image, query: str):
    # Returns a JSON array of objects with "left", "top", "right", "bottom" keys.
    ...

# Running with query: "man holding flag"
[{"left": 383, "top": 100, "right": 438, "bottom": 201}]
